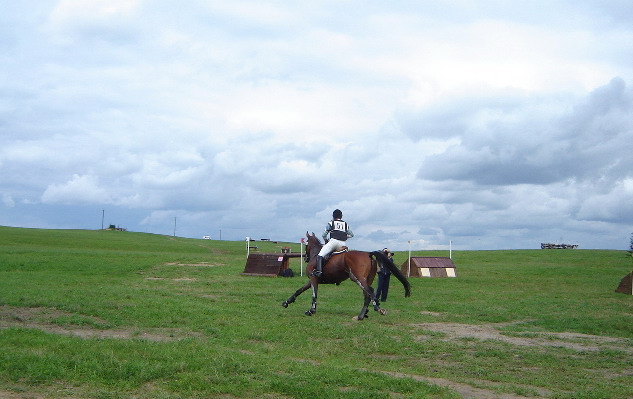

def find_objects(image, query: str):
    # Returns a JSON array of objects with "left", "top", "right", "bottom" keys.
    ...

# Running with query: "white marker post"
[
  {"left": 407, "top": 240, "right": 412, "bottom": 278},
  {"left": 300, "top": 239, "right": 304, "bottom": 277}
]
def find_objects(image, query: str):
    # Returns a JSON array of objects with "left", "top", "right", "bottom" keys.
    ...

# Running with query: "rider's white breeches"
[{"left": 318, "top": 238, "right": 347, "bottom": 257}]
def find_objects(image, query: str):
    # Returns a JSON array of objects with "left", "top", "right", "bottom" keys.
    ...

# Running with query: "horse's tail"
[{"left": 371, "top": 251, "right": 411, "bottom": 297}]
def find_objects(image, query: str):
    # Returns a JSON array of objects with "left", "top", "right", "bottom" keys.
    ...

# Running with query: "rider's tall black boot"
[{"left": 312, "top": 256, "right": 324, "bottom": 277}]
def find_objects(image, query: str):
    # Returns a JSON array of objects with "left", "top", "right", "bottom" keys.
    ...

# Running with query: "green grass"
[{"left": 1, "top": 225, "right": 632, "bottom": 398}]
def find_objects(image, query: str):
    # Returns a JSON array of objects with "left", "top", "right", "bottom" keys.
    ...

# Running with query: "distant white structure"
[
  {"left": 541, "top": 243, "right": 578, "bottom": 249},
  {"left": 202, "top": 235, "right": 211, "bottom": 240}
]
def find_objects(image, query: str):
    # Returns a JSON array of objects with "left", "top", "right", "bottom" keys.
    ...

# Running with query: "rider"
[{"left": 312, "top": 209, "right": 354, "bottom": 277}]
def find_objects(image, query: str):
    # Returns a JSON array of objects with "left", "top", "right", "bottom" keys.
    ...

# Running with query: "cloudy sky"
[{"left": 2, "top": 1, "right": 633, "bottom": 251}]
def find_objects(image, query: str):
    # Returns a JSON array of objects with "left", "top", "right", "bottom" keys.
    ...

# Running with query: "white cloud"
[
  {"left": 50, "top": 0, "right": 140, "bottom": 20},
  {"left": 2, "top": 194, "right": 15, "bottom": 208},
  {"left": 41, "top": 174, "right": 110, "bottom": 205}
]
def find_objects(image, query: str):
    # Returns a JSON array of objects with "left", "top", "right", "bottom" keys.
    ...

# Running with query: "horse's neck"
[
  {"left": 307, "top": 237, "right": 322, "bottom": 258},
  {"left": 309, "top": 245, "right": 321, "bottom": 259}
]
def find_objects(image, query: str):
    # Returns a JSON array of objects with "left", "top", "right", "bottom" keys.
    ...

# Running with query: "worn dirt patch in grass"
[
  {"left": 144, "top": 277, "right": 198, "bottom": 282},
  {"left": 164, "top": 262, "right": 224, "bottom": 267},
  {"left": 377, "top": 370, "right": 547, "bottom": 399},
  {"left": 0, "top": 305, "right": 203, "bottom": 341},
  {"left": 0, "top": 388, "right": 50, "bottom": 399},
  {"left": 412, "top": 322, "right": 632, "bottom": 353},
  {"left": 290, "top": 357, "right": 321, "bottom": 366},
  {"left": 0, "top": 384, "right": 85, "bottom": 399},
  {"left": 420, "top": 310, "right": 446, "bottom": 317}
]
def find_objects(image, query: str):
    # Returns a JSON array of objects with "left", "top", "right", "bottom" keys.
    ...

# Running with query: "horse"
[{"left": 282, "top": 232, "right": 411, "bottom": 320}]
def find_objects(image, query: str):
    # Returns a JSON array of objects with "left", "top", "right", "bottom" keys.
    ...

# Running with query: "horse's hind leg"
[
  {"left": 349, "top": 273, "right": 381, "bottom": 320},
  {"left": 363, "top": 287, "right": 378, "bottom": 318},
  {"left": 282, "top": 281, "right": 311, "bottom": 308},
  {"left": 367, "top": 286, "right": 386, "bottom": 314},
  {"left": 357, "top": 290, "right": 371, "bottom": 320}
]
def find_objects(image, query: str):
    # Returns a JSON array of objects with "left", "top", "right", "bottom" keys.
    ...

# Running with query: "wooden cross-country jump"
[
  {"left": 242, "top": 252, "right": 303, "bottom": 277},
  {"left": 401, "top": 257, "right": 457, "bottom": 278}
]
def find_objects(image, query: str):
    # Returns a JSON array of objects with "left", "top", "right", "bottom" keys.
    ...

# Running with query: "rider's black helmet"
[{"left": 333, "top": 209, "right": 343, "bottom": 219}]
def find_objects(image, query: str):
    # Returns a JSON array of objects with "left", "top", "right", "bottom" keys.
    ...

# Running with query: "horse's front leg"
[
  {"left": 282, "top": 281, "right": 312, "bottom": 308},
  {"left": 305, "top": 280, "right": 318, "bottom": 316}
]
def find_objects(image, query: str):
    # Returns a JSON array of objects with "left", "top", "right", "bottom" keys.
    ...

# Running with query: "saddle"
[{"left": 324, "top": 246, "right": 348, "bottom": 262}]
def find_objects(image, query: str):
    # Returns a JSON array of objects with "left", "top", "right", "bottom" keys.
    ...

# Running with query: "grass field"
[{"left": 1, "top": 225, "right": 632, "bottom": 399}]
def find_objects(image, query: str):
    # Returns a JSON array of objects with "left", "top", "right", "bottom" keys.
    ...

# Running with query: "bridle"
[
  {"left": 304, "top": 244, "right": 313, "bottom": 263},
  {"left": 303, "top": 238, "right": 321, "bottom": 263}
]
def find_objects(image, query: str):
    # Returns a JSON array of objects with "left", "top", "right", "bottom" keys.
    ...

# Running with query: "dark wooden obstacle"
[
  {"left": 242, "top": 252, "right": 302, "bottom": 277},
  {"left": 400, "top": 257, "right": 457, "bottom": 278},
  {"left": 615, "top": 272, "right": 633, "bottom": 295}
]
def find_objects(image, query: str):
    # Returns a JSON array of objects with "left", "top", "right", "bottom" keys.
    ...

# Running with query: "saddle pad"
[{"left": 332, "top": 246, "right": 349, "bottom": 255}]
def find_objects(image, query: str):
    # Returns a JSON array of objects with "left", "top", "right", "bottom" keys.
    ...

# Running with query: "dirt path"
[
  {"left": 0, "top": 305, "right": 202, "bottom": 341},
  {"left": 412, "top": 321, "right": 632, "bottom": 354},
  {"left": 377, "top": 371, "right": 549, "bottom": 399}
]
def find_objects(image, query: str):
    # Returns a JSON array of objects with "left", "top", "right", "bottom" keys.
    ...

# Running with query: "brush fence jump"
[
  {"left": 401, "top": 257, "right": 457, "bottom": 278},
  {"left": 242, "top": 253, "right": 302, "bottom": 277}
]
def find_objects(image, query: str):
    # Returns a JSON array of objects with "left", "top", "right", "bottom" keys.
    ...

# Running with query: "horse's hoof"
[
  {"left": 352, "top": 316, "right": 360, "bottom": 321},
  {"left": 305, "top": 310, "right": 314, "bottom": 316},
  {"left": 282, "top": 301, "right": 288, "bottom": 308},
  {"left": 379, "top": 308, "right": 387, "bottom": 315}
]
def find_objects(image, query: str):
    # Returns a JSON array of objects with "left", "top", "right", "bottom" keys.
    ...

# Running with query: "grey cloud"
[
  {"left": 576, "top": 179, "right": 633, "bottom": 224},
  {"left": 415, "top": 78, "right": 633, "bottom": 186},
  {"left": 363, "top": 229, "right": 393, "bottom": 242},
  {"left": 397, "top": 94, "right": 526, "bottom": 141}
]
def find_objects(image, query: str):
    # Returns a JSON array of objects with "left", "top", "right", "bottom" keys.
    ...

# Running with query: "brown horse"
[{"left": 282, "top": 232, "right": 411, "bottom": 319}]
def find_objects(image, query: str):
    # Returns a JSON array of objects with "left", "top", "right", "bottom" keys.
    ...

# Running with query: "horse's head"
[{"left": 304, "top": 231, "right": 322, "bottom": 261}]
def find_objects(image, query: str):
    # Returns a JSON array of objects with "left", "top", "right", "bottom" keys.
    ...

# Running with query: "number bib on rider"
[{"left": 329, "top": 220, "right": 348, "bottom": 241}]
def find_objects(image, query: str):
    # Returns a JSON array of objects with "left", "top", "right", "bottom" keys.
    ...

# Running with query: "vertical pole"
[
  {"left": 246, "top": 237, "right": 250, "bottom": 259},
  {"left": 450, "top": 240, "right": 452, "bottom": 259},
  {"left": 300, "top": 240, "right": 304, "bottom": 277},
  {"left": 407, "top": 240, "right": 412, "bottom": 278},
  {"left": 101, "top": 209, "right": 104, "bottom": 230},
  {"left": 173, "top": 217, "right": 177, "bottom": 237}
]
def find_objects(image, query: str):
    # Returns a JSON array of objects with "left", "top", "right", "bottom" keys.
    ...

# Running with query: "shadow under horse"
[{"left": 282, "top": 232, "right": 411, "bottom": 320}]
